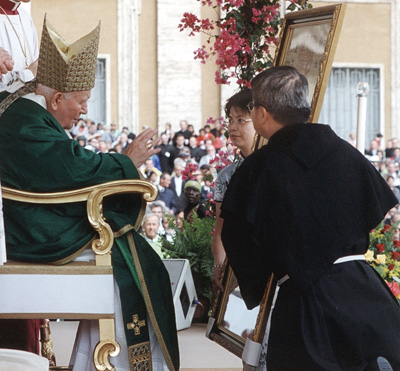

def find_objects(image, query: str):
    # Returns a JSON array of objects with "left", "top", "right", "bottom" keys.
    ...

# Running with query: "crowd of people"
[
  {"left": 68, "top": 117, "right": 238, "bottom": 252},
  {"left": 356, "top": 136, "right": 400, "bottom": 227}
]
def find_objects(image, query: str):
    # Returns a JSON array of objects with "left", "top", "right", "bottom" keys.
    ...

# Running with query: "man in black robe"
[{"left": 221, "top": 66, "right": 400, "bottom": 370}]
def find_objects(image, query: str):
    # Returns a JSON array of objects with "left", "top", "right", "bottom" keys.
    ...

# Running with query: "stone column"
[
  {"left": 157, "top": 0, "right": 202, "bottom": 132},
  {"left": 118, "top": 0, "right": 141, "bottom": 134}
]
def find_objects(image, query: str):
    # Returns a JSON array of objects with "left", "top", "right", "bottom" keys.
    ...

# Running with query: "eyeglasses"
[{"left": 227, "top": 118, "right": 252, "bottom": 127}]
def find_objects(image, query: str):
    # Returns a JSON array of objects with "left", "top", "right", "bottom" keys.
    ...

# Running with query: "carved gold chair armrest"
[{"left": 2, "top": 179, "right": 158, "bottom": 266}]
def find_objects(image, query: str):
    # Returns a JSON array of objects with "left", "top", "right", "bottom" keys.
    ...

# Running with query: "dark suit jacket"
[
  {"left": 157, "top": 187, "right": 177, "bottom": 214},
  {"left": 169, "top": 177, "right": 186, "bottom": 213}
]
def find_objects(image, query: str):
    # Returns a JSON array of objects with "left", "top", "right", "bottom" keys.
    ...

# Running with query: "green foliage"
[{"left": 162, "top": 214, "right": 215, "bottom": 303}]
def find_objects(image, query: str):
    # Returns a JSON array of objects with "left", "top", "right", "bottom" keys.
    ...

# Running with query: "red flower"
[
  {"left": 392, "top": 251, "right": 400, "bottom": 260},
  {"left": 384, "top": 224, "right": 391, "bottom": 232},
  {"left": 394, "top": 240, "right": 400, "bottom": 248},
  {"left": 376, "top": 243, "right": 385, "bottom": 253},
  {"left": 388, "top": 264, "right": 395, "bottom": 271},
  {"left": 386, "top": 281, "right": 400, "bottom": 298}
]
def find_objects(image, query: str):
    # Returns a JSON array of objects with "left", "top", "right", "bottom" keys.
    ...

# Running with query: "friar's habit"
[{"left": 221, "top": 123, "right": 400, "bottom": 370}]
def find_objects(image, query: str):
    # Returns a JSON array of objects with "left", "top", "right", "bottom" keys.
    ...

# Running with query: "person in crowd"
[
  {"left": 172, "top": 132, "right": 185, "bottom": 162},
  {"left": 177, "top": 146, "right": 194, "bottom": 167},
  {"left": 156, "top": 132, "right": 176, "bottom": 174},
  {"left": 392, "top": 147, "right": 400, "bottom": 164},
  {"left": 203, "top": 124, "right": 215, "bottom": 143},
  {"left": 101, "top": 124, "right": 115, "bottom": 143},
  {"left": 391, "top": 211, "right": 400, "bottom": 228},
  {"left": 365, "top": 139, "right": 380, "bottom": 156},
  {"left": 183, "top": 180, "right": 206, "bottom": 223},
  {"left": 70, "top": 118, "right": 87, "bottom": 138},
  {"left": 141, "top": 213, "right": 164, "bottom": 258},
  {"left": 97, "top": 140, "right": 108, "bottom": 153},
  {"left": 151, "top": 152, "right": 162, "bottom": 171},
  {"left": 187, "top": 124, "right": 195, "bottom": 135},
  {"left": 348, "top": 132, "right": 356, "bottom": 147},
  {"left": 387, "top": 161, "right": 399, "bottom": 186},
  {"left": 377, "top": 149, "right": 385, "bottom": 163},
  {"left": 87, "top": 137, "right": 99, "bottom": 152},
  {"left": 111, "top": 142, "right": 123, "bottom": 154},
  {"left": 189, "top": 135, "right": 206, "bottom": 163},
  {"left": 384, "top": 206, "right": 398, "bottom": 226},
  {"left": 201, "top": 176, "right": 214, "bottom": 203},
  {"left": 113, "top": 132, "right": 129, "bottom": 153},
  {"left": 86, "top": 120, "right": 97, "bottom": 138},
  {"left": 386, "top": 139, "right": 394, "bottom": 159},
  {"left": 76, "top": 135, "right": 86, "bottom": 147},
  {"left": 220, "top": 66, "right": 400, "bottom": 370},
  {"left": 110, "top": 121, "right": 120, "bottom": 138},
  {"left": 0, "top": 0, "right": 38, "bottom": 91},
  {"left": 141, "top": 157, "right": 162, "bottom": 180},
  {"left": 174, "top": 119, "right": 191, "bottom": 146},
  {"left": 196, "top": 128, "right": 206, "bottom": 147},
  {"left": 211, "top": 88, "right": 255, "bottom": 293},
  {"left": 148, "top": 201, "right": 169, "bottom": 236},
  {"left": 147, "top": 170, "right": 158, "bottom": 185},
  {"left": 169, "top": 162, "right": 186, "bottom": 214},
  {"left": 0, "top": 16, "right": 179, "bottom": 370},
  {"left": 198, "top": 142, "right": 216, "bottom": 168},
  {"left": 386, "top": 175, "right": 400, "bottom": 203},
  {"left": 157, "top": 173, "right": 177, "bottom": 214}
]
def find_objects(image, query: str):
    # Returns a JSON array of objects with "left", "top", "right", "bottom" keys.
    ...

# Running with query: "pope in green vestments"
[{"left": 0, "top": 16, "right": 179, "bottom": 371}]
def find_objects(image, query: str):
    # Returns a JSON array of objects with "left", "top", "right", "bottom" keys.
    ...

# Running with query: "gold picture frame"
[
  {"left": 207, "top": 4, "right": 346, "bottom": 366},
  {"left": 275, "top": 4, "right": 346, "bottom": 122}
]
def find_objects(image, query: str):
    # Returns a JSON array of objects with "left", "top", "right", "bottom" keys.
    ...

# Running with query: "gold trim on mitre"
[{"left": 36, "top": 14, "right": 100, "bottom": 92}]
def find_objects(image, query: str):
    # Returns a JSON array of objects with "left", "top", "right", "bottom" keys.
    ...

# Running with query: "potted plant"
[{"left": 162, "top": 214, "right": 215, "bottom": 320}]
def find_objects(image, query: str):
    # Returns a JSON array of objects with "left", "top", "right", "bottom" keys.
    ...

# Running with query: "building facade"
[{"left": 28, "top": 0, "right": 398, "bottom": 146}]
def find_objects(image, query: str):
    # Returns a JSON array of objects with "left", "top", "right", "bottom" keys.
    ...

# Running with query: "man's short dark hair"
[{"left": 251, "top": 66, "right": 311, "bottom": 125}]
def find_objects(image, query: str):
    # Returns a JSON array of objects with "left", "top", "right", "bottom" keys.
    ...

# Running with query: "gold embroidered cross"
[{"left": 127, "top": 314, "right": 145, "bottom": 335}]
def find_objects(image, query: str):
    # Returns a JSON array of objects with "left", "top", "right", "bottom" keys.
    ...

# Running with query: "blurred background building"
[{"left": 25, "top": 0, "right": 399, "bottom": 148}]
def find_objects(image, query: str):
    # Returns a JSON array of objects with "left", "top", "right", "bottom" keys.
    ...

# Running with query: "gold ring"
[{"left": 146, "top": 142, "right": 153, "bottom": 149}]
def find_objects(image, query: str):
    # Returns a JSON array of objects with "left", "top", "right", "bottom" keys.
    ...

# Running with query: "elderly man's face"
[
  {"left": 174, "top": 166, "right": 182, "bottom": 177},
  {"left": 53, "top": 90, "right": 91, "bottom": 130},
  {"left": 143, "top": 216, "right": 159, "bottom": 239}
]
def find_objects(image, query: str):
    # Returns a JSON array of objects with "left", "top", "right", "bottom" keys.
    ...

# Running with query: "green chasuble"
[{"left": 0, "top": 92, "right": 179, "bottom": 370}]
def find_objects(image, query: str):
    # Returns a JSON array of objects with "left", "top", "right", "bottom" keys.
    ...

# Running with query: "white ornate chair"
[{"left": 0, "top": 179, "right": 157, "bottom": 371}]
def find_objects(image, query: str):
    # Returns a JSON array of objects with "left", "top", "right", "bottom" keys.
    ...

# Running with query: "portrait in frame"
[{"left": 206, "top": 4, "right": 346, "bottom": 368}]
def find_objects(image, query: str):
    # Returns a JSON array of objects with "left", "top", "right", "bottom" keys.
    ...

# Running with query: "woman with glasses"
[{"left": 211, "top": 88, "right": 256, "bottom": 292}]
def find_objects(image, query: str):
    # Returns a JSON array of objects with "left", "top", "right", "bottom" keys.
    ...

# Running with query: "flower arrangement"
[
  {"left": 367, "top": 222, "right": 400, "bottom": 302},
  {"left": 178, "top": 0, "right": 310, "bottom": 87},
  {"left": 162, "top": 214, "right": 216, "bottom": 303}
]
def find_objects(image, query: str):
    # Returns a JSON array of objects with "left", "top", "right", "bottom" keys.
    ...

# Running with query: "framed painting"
[
  {"left": 274, "top": 4, "right": 346, "bottom": 122},
  {"left": 207, "top": 4, "right": 346, "bottom": 367}
]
